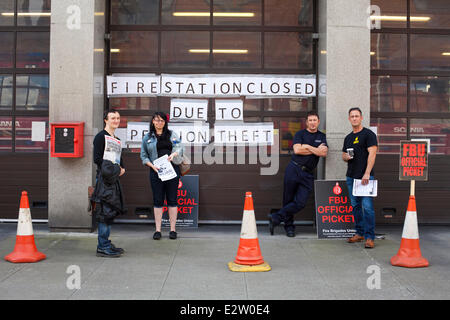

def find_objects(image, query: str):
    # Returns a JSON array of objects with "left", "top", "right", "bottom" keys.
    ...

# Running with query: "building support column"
[
  {"left": 48, "top": 0, "right": 105, "bottom": 231},
  {"left": 318, "top": 0, "right": 371, "bottom": 180}
]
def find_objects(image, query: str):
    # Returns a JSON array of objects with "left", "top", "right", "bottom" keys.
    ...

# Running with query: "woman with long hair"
[{"left": 140, "top": 112, "right": 184, "bottom": 240}]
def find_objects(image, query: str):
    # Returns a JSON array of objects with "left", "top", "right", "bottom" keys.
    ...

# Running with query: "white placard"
[
  {"left": 170, "top": 99, "right": 208, "bottom": 122},
  {"left": 169, "top": 123, "right": 210, "bottom": 145},
  {"left": 107, "top": 74, "right": 316, "bottom": 98},
  {"left": 215, "top": 99, "right": 243, "bottom": 121},
  {"left": 153, "top": 155, "right": 177, "bottom": 181},
  {"left": 214, "top": 123, "right": 274, "bottom": 146},
  {"left": 127, "top": 122, "right": 150, "bottom": 144},
  {"left": 31, "top": 121, "right": 46, "bottom": 142},
  {"left": 107, "top": 74, "right": 160, "bottom": 96},
  {"left": 411, "top": 138, "right": 431, "bottom": 153}
]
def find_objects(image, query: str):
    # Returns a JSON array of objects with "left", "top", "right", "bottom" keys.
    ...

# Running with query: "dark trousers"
[
  {"left": 149, "top": 165, "right": 180, "bottom": 208},
  {"left": 273, "top": 161, "right": 314, "bottom": 232}
]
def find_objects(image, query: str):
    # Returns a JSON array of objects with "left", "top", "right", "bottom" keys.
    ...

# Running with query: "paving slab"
[{"left": 0, "top": 223, "right": 449, "bottom": 300}]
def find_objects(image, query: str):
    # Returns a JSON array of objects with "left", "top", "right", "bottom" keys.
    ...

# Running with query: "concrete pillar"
[
  {"left": 49, "top": 0, "right": 105, "bottom": 231},
  {"left": 318, "top": 0, "right": 371, "bottom": 179}
]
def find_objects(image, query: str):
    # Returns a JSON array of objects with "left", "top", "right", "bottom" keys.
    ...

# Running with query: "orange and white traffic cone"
[
  {"left": 228, "top": 192, "right": 271, "bottom": 272},
  {"left": 390, "top": 195, "right": 429, "bottom": 268},
  {"left": 4, "top": 191, "right": 46, "bottom": 263}
]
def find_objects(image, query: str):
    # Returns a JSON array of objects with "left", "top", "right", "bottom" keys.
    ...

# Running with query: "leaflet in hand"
[
  {"left": 352, "top": 179, "right": 378, "bottom": 197},
  {"left": 153, "top": 155, "right": 177, "bottom": 181},
  {"left": 103, "top": 135, "right": 122, "bottom": 165}
]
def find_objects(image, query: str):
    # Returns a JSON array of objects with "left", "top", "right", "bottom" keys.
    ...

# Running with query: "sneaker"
[
  {"left": 153, "top": 231, "right": 162, "bottom": 240},
  {"left": 169, "top": 231, "right": 177, "bottom": 240},
  {"left": 111, "top": 243, "right": 124, "bottom": 254},
  {"left": 96, "top": 247, "right": 121, "bottom": 258}
]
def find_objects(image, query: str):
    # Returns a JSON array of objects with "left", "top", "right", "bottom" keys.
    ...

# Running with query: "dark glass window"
[
  {"left": 370, "top": 118, "right": 407, "bottom": 154},
  {"left": 410, "top": 119, "right": 450, "bottom": 155},
  {"left": 110, "top": 31, "right": 158, "bottom": 68},
  {"left": 0, "top": 1, "right": 14, "bottom": 26},
  {"left": 265, "top": 32, "right": 313, "bottom": 69},
  {"left": 17, "top": 0, "right": 51, "bottom": 26},
  {"left": 265, "top": 0, "right": 313, "bottom": 26},
  {"left": 162, "top": 0, "right": 210, "bottom": 25},
  {"left": 16, "top": 75, "right": 49, "bottom": 111},
  {"left": 370, "top": 0, "right": 407, "bottom": 28},
  {"left": 371, "top": 76, "right": 407, "bottom": 112},
  {"left": 0, "top": 32, "right": 14, "bottom": 68},
  {"left": 370, "top": 0, "right": 450, "bottom": 156},
  {"left": 0, "top": 1, "right": 50, "bottom": 153},
  {"left": 0, "top": 116, "right": 13, "bottom": 151},
  {"left": 111, "top": 0, "right": 159, "bottom": 25},
  {"left": 16, "top": 32, "right": 50, "bottom": 68},
  {"left": 410, "top": 77, "right": 449, "bottom": 113},
  {"left": 371, "top": 33, "right": 407, "bottom": 70},
  {"left": 162, "top": 31, "right": 210, "bottom": 68},
  {"left": 410, "top": 0, "right": 450, "bottom": 29},
  {"left": 213, "top": 0, "right": 262, "bottom": 26},
  {"left": 410, "top": 35, "right": 450, "bottom": 71},
  {"left": 213, "top": 32, "right": 260, "bottom": 68},
  {"left": 0, "top": 75, "right": 13, "bottom": 110},
  {"left": 108, "top": 0, "right": 317, "bottom": 154}
]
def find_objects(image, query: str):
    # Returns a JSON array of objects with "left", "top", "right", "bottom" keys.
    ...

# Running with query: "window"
[
  {"left": 370, "top": 0, "right": 450, "bottom": 155},
  {"left": 108, "top": 0, "right": 317, "bottom": 154},
  {"left": 0, "top": 0, "right": 50, "bottom": 153}
]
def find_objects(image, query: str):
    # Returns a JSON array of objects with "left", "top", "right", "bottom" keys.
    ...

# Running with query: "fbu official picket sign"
[{"left": 50, "top": 122, "right": 84, "bottom": 158}]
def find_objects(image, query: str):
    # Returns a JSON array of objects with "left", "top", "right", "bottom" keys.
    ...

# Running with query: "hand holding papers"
[
  {"left": 153, "top": 155, "right": 177, "bottom": 181},
  {"left": 352, "top": 179, "right": 378, "bottom": 197}
]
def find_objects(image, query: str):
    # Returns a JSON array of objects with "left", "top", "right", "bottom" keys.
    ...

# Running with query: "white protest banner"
[
  {"left": 107, "top": 74, "right": 316, "bottom": 98},
  {"left": 107, "top": 74, "right": 160, "bottom": 96},
  {"left": 214, "top": 122, "right": 274, "bottom": 146},
  {"left": 170, "top": 99, "right": 208, "bottom": 122},
  {"left": 127, "top": 122, "right": 149, "bottom": 145},
  {"left": 103, "top": 135, "right": 122, "bottom": 165},
  {"left": 215, "top": 99, "right": 243, "bottom": 121},
  {"left": 168, "top": 123, "right": 210, "bottom": 145}
]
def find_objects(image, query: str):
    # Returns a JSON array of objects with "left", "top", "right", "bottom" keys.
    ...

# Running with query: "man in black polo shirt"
[{"left": 269, "top": 111, "right": 328, "bottom": 237}]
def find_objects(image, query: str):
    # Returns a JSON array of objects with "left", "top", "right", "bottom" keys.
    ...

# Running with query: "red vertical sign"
[{"left": 399, "top": 141, "right": 428, "bottom": 181}]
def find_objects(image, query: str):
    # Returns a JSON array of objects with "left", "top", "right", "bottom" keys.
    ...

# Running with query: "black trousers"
[
  {"left": 149, "top": 165, "right": 180, "bottom": 208},
  {"left": 273, "top": 161, "right": 314, "bottom": 231}
]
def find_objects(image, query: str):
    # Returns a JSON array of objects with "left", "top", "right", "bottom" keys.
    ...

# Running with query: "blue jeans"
[
  {"left": 97, "top": 222, "right": 112, "bottom": 250},
  {"left": 346, "top": 176, "right": 375, "bottom": 240}
]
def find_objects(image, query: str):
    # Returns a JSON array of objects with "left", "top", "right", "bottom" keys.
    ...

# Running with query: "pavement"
[{"left": 0, "top": 222, "right": 449, "bottom": 300}]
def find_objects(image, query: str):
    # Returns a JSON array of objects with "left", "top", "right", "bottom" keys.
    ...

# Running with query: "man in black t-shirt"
[
  {"left": 342, "top": 107, "right": 378, "bottom": 249},
  {"left": 269, "top": 111, "right": 328, "bottom": 237}
]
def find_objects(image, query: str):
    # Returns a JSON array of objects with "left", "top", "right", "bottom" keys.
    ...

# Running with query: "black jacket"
[{"left": 91, "top": 160, "right": 127, "bottom": 224}]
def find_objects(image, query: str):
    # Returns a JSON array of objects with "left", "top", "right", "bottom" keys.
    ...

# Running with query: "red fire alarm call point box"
[{"left": 50, "top": 122, "right": 84, "bottom": 158}]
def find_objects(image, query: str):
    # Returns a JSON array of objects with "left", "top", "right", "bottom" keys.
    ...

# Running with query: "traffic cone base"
[
  {"left": 4, "top": 191, "right": 46, "bottom": 264},
  {"left": 228, "top": 261, "right": 271, "bottom": 272},
  {"left": 390, "top": 238, "right": 429, "bottom": 268},
  {"left": 5, "top": 235, "right": 46, "bottom": 263},
  {"left": 391, "top": 196, "right": 428, "bottom": 268}
]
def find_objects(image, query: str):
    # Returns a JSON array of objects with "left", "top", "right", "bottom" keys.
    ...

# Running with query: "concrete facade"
[
  {"left": 318, "top": 0, "right": 371, "bottom": 180},
  {"left": 46, "top": 0, "right": 371, "bottom": 229},
  {"left": 48, "top": 0, "right": 105, "bottom": 231}
]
